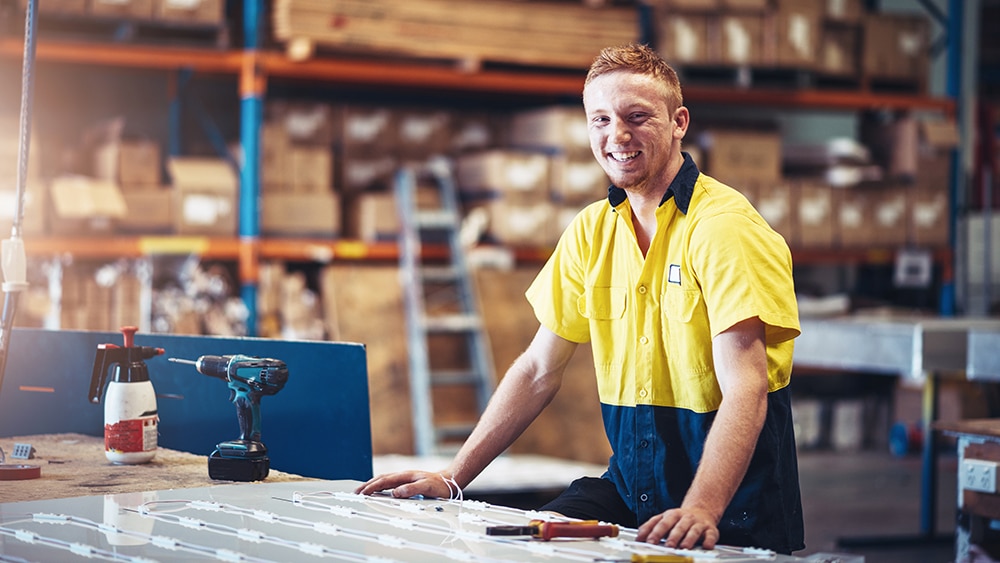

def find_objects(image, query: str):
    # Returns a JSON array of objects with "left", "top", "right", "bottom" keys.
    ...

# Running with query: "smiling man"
[{"left": 357, "top": 43, "right": 804, "bottom": 555}]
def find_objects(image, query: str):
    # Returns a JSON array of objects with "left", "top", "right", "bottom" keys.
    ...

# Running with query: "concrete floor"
[{"left": 797, "top": 448, "right": 958, "bottom": 563}]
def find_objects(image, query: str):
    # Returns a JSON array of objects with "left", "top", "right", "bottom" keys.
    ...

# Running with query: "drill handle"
[{"left": 233, "top": 387, "right": 262, "bottom": 442}]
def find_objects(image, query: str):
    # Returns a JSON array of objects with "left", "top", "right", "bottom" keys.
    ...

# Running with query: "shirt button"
[
  {"left": 638, "top": 285, "right": 647, "bottom": 294},
  {"left": 639, "top": 336, "right": 648, "bottom": 345},
  {"left": 640, "top": 440, "right": 648, "bottom": 448},
  {"left": 640, "top": 494, "right": 649, "bottom": 502},
  {"left": 638, "top": 389, "right": 648, "bottom": 398}
]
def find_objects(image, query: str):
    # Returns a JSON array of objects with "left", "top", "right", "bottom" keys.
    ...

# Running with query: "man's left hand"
[{"left": 635, "top": 506, "right": 720, "bottom": 550}]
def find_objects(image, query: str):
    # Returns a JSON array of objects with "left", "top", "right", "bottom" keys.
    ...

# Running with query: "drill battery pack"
[{"left": 208, "top": 440, "right": 270, "bottom": 482}]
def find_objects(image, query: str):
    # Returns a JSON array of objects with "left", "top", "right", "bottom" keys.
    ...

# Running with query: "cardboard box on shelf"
[
  {"left": 338, "top": 154, "right": 398, "bottom": 193},
  {"left": 819, "top": 22, "right": 860, "bottom": 76},
  {"left": 795, "top": 181, "right": 836, "bottom": 248},
  {"left": 863, "top": 12, "right": 929, "bottom": 83},
  {"left": 261, "top": 122, "right": 292, "bottom": 192},
  {"left": 94, "top": 139, "right": 162, "bottom": 189},
  {"left": 397, "top": 109, "right": 452, "bottom": 159},
  {"left": 451, "top": 111, "right": 506, "bottom": 154},
  {"left": 473, "top": 197, "right": 559, "bottom": 247},
  {"left": 756, "top": 182, "right": 795, "bottom": 244},
  {"left": 118, "top": 188, "right": 173, "bottom": 233},
  {"left": 48, "top": 176, "right": 127, "bottom": 235},
  {"left": 509, "top": 106, "right": 590, "bottom": 157},
  {"left": 338, "top": 104, "right": 397, "bottom": 152},
  {"left": 823, "top": 0, "right": 863, "bottom": 22},
  {"left": 168, "top": 157, "right": 237, "bottom": 235},
  {"left": 719, "top": 14, "right": 766, "bottom": 66},
  {"left": 909, "top": 187, "right": 949, "bottom": 247},
  {"left": 456, "top": 150, "right": 551, "bottom": 198},
  {"left": 837, "top": 187, "right": 873, "bottom": 247},
  {"left": 269, "top": 101, "right": 337, "bottom": 146},
  {"left": 289, "top": 146, "right": 333, "bottom": 194},
  {"left": 90, "top": 0, "right": 154, "bottom": 19},
  {"left": 550, "top": 155, "right": 609, "bottom": 205},
  {"left": 871, "top": 184, "right": 909, "bottom": 246},
  {"left": 644, "top": 0, "right": 718, "bottom": 10},
  {"left": 154, "top": 0, "right": 224, "bottom": 24},
  {"left": 773, "top": 0, "right": 823, "bottom": 68},
  {"left": 656, "top": 12, "right": 712, "bottom": 65},
  {"left": 343, "top": 190, "right": 399, "bottom": 242},
  {"left": 700, "top": 128, "right": 783, "bottom": 187},
  {"left": 261, "top": 192, "right": 340, "bottom": 237}
]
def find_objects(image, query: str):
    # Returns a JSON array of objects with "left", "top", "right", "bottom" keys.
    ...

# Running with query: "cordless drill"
[{"left": 169, "top": 355, "right": 288, "bottom": 481}]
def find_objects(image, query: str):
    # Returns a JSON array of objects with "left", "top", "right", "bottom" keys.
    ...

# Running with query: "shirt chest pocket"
[
  {"left": 662, "top": 288, "right": 713, "bottom": 376},
  {"left": 578, "top": 286, "right": 627, "bottom": 320}
]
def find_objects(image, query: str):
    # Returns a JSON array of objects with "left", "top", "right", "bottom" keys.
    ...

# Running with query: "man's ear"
[{"left": 673, "top": 106, "right": 690, "bottom": 139}]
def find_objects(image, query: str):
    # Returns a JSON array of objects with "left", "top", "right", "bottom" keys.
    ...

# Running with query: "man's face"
[{"left": 583, "top": 70, "right": 685, "bottom": 196}]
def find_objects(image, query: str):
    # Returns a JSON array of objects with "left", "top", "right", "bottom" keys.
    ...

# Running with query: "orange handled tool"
[{"left": 486, "top": 519, "right": 619, "bottom": 540}]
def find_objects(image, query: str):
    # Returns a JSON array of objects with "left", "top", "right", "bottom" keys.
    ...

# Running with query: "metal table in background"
[{"left": 795, "top": 316, "right": 1000, "bottom": 547}]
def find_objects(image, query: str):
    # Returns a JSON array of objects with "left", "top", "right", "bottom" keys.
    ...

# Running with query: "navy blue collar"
[{"left": 606, "top": 152, "right": 699, "bottom": 214}]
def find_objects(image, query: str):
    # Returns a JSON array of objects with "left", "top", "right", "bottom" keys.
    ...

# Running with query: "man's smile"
[{"left": 609, "top": 151, "right": 640, "bottom": 162}]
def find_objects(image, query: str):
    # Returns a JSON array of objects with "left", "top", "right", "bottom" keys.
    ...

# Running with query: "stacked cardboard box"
[
  {"left": 260, "top": 101, "right": 340, "bottom": 237},
  {"left": 168, "top": 157, "right": 238, "bottom": 236},
  {"left": 649, "top": 0, "right": 927, "bottom": 89},
  {"left": 94, "top": 138, "right": 173, "bottom": 234}
]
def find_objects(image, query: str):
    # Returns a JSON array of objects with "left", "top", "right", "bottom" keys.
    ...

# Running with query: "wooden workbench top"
[{"left": 0, "top": 433, "right": 313, "bottom": 504}]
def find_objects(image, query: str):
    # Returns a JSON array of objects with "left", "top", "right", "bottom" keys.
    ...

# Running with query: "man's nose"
[{"left": 612, "top": 120, "right": 631, "bottom": 143}]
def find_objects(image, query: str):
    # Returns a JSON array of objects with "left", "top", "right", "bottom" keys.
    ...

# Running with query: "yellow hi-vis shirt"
[{"left": 526, "top": 158, "right": 800, "bottom": 413}]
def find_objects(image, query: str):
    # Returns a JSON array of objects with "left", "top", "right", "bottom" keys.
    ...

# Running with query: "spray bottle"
[{"left": 89, "top": 326, "right": 164, "bottom": 464}]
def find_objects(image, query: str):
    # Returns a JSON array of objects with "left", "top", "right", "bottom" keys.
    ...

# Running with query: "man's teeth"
[{"left": 611, "top": 152, "right": 639, "bottom": 162}]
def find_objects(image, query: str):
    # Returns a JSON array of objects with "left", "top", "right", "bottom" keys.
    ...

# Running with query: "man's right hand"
[{"left": 354, "top": 470, "right": 455, "bottom": 500}]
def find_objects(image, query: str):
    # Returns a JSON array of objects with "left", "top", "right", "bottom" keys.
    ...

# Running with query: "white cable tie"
[
  {"left": 190, "top": 500, "right": 223, "bottom": 512},
  {"left": 461, "top": 500, "right": 490, "bottom": 511},
  {"left": 151, "top": 536, "right": 181, "bottom": 550},
  {"left": 292, "top": 492, "right": 305, "bottom": 503},
  {"left": 524, "top": 542, "right": 558, "bottom": 556},
  {"left": 236, "top": 528, "right": 264, "bottom": 543},
  {"left": 14, "top": 530, "right": 38, "bottom": 543},
  {"left": 457, "top": 512, "right": 485, "bottom": 524},
  {"left": 298, "top": 542, "right": 326, "bottom": 556},
  {"left": 671, "top": 547, "right": 717, "bottom": 558},
  {"left": 97, "top": 522, "right": 119, "bottom": 535},
  {"left": 444, "top": 548, "right": 475, "bottom": 562},
  {"left": 69, "top": 543, "right": 95, "bottom": 557},
  {"left": 742, "top": 546, "right": 776, "bottom": 557},
  {"left": 394, "top": 502, "right": 425, "bottom": 514},
  {"left": 215, "top": 548, "right": 245, "bottom": 562},
  {"left": 332, "top": 491, "right": 365, "bottom": 502},
  {"left": 32, "top": 513, "right": 70, "bottom": 524},
  {"left": 388, "top": 517, "right": 416, "bottom": 530},
  {"left": 365, "top": 557, "right": 397, "bottom": 563},
  {"left": 376, "top": 534, "right": 406, "bottom": 549},
  {"left": 523, "top": 510, "right": 551, "bottom": 520},
  {"left": 178, "top": 516, "right": 204, "bottom": 529},
  {"left": 313, "top": 521, "right": 341, "bottom": 535},
  {"left": 251, "top": 510, "right": 277, "bottom": 523},
  {"left": 328, "top": 505, "right": 356, "bottom": 518}
]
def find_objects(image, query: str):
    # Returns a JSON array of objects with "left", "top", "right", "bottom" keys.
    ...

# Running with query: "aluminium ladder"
[{"left": 395, "top": 157, "right": 496, "bottom": 457}]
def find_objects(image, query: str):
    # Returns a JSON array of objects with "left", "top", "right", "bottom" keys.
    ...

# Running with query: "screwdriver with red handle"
[{"left": 486, "top": 519, "right": 619, "bottom": 540}]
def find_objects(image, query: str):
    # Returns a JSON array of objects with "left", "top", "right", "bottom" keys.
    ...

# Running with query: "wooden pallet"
[{"left": 273, "top": 0, "right": 638, "bottom": 68}]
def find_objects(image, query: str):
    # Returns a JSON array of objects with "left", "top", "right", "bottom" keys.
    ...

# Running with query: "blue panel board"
[{"left": 0, "top": 328, "right": 373, "bottom": 481}]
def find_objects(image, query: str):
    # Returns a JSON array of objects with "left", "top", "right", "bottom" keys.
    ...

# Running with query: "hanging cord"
[{"left": 0, "top": 0, "right": 38, "bottom": 396}]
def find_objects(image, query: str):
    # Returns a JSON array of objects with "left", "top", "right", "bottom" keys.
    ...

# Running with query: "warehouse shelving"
[{"left": 0, "top": 4, "right": 962, "bottom": 333}]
